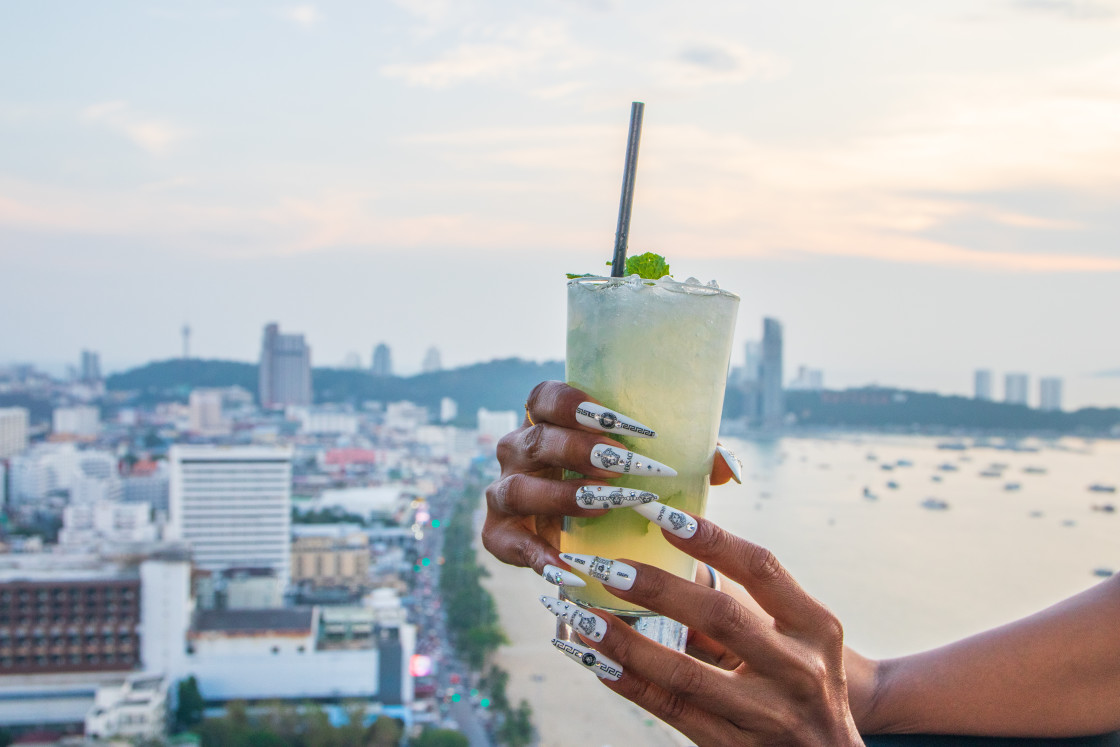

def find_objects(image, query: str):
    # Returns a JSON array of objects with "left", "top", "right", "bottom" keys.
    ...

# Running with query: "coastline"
[{"left": 475, "top": 507, "right": 691, "bottom": 747}]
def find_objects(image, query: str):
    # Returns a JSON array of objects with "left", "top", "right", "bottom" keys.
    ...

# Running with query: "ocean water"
[{"left": 706, "top": 434, "right": 1120, "bottom": 659}]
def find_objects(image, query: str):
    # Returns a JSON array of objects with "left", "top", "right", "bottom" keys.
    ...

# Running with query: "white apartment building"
[
  {"left": 0, "top": 406, "right": 29, "bottom": 458},
  {"left": 188, "top": 389, "right": 227, "bottom": 435},
  {"left": 477, "top": 408, "right": 518, "bottom": 445},
  {"left": 8, "top": 445, "right": 118, "bottom": 506},
  {"left": 58, "top": 501, "right": 158, "bottom": 547},
  {"left": 53, "top": 405, "right": 101, "bottom": 438},
  {"left": 168, "top": 445, "right": 293, "bottom": 580}
]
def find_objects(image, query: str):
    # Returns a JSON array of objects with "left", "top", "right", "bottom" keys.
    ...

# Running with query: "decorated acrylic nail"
[
  {"left": 550, "top": 637, "right": 623, "bottom": 681},
  {"left": 631, "top": 501, "right": 698, "bottom": 539},
  {"left": 560, "top": 553, "right": 637, "bottom": 591},
  {"left": 539, "top": 595, "right": 608, "bottom": 642},
  {"left": 716, "top": 444, "right": 743, "bottom": 484},
  {"left": 575, "top": 402, "right": 656, "bottom": 439},
  {"left": 590, "top": 444, "right": 677, "bottom": 478},
  {"left": 542, "top": 563, "right": 586, "bottom": 588},
  {"left": 575, "top": 485, "right": 659, "bottom": 510}
]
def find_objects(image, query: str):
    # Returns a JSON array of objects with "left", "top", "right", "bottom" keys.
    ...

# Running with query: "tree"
[
  {"left": 364, "top": 716, "right": 404, "bottom": 746},
  {"left": 176, "top": 676, "right": 205, "bottom": 729},
  {"left": 413, "top": 727, "right": 469, "bottom": 747},
  {"left": 496, "top": 700, "right": 534, "bottom": 747}
]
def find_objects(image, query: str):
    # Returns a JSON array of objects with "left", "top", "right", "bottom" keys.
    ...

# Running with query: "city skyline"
[{"left": 3, "top": 2, "right": 1120, "bottom": 408}]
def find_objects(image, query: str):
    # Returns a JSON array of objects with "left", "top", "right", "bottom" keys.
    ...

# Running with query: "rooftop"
[{"left": 192, "top": 607, "right": 314, "bottom": 635}]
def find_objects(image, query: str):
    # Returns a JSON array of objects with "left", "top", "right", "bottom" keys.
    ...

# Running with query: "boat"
[
  {"left": 937, "top": 463, "right": 959, "bottom": 472},
  {"left": 880, "top": 464, "right": 895, "bottom": 472},
  {"left": 1003, "top": 483, "right": 1021, "bottom": 491},
  {"left": 1023, "top": 466, "right": 1047, "bottom": 475},
  {"left": 886, "top": 481, "right": 899, "bottom": 490},
  {"left": 931, "top": 475, "right": 943, "bottom": 483},
  {"left": 896, "top": 459, "right": 913, "bottom": 468},
  {"left": 1091, "top": 503, "right": 1116, "bottom": 513},
  {"left": 1088, "top": 484, "right": 1117, "bottom": 494},
  {"left": 979, "top": 470, "right": 1002, "bottom": 478},
  {"left": 1093, "top": 568, "right": 1115, "bottom": 578},
  {"left": 921, "top": 497, "right": 949, "bottom": 510},
  {"left": 936, "top": 441, "right": 968, "bottom": 451}
]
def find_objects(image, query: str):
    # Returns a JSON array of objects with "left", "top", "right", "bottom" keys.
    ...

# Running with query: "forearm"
[{"left": 858, "top": 575, "right": 1120, "bottom": 737}]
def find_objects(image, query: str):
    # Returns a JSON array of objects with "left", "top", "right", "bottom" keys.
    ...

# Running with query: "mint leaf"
[
  {"left": 569, "top": 252, "right": 671, "bottom": 280},
  {"left": 625, "top": 252, "right": 671, "bottom": 279}
]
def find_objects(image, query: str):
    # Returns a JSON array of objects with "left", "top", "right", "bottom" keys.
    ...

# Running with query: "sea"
[{"left": 706, "top": 433, "right": 1120, "bottom": 659}]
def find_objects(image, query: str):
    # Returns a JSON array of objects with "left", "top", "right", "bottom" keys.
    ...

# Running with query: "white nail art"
[
  {"left": 575, "top": 402, "right": 656, "bottom": 438},
  {"left": 560, "top": 553, "right": 637, "bottom": 591},
  {"left": 542, "top": 563, "right": 586, "bottom": 588},
  {"left": 590, "top": 444, "right": 677, "bottom": 478},
  {"left": 550, "top": 638, "right": 623, "bottom": 681},
  {"left": 631, "top": 501, "right": 698, "bottom": 539},
  {"left": 716, "top": 445, "right": 743, "bottom": 484},
  {"left": 539, "top": 595, "right": 608, "bottom": 642},
  {"left": 575, "top": 485, "right": 659, "bottom": 509}
]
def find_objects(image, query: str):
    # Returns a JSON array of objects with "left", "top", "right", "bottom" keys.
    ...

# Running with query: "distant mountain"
[
  {"left": 106, "top": 357, "right": 565, "bottom": 422},
  {"left": 786, "top": 388, "right": 1120, "bottom": 433}
]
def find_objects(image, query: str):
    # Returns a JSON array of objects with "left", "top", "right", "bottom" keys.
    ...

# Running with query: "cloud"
[
  {"left": 380, "top": 21, "right": 589, "bottom": 88},
  {"left": 81, "top": 101, "right": 187, "bottom": 155},
  {"left": 657, "top": 41, "right": 784, "bottom": 87},
  {"left": 283, "top": 5, "right": 321, "bottom": 26}
]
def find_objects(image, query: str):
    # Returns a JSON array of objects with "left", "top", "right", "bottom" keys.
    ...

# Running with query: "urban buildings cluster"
[
  {"left": 0, "top": 323, "right": 517, "bottom": 743},
  {"left": 974, "top": 369, "right": 1064, "bottom": 411}
]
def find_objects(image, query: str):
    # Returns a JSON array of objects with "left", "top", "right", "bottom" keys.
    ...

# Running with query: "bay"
[{"left": 708, "top": 434, "right": 1120, "bottom": 658}]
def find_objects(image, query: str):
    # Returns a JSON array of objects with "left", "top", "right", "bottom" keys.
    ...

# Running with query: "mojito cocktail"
[{"left": 562, "top": 274, "right": 739, "bottom": 614}]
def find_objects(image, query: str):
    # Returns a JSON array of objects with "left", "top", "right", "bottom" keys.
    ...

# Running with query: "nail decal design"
[
  {"left": 539, "top": 595, "right": 607, "bottom": 642},
  {"left": 575, "top": 402, "right": 656, "bottom": 438},
  {"left": 560, "top": 553, "right": 637, "bottom": 591},
  {"left": 576, "top": 485, "right": 659, "bottom": 509},
  {"left": 550, "top": 638, "right": 623, "bottom": 681},
  {"left": 716, "top": 444, "right": 743, "bottom": 484},
  {"left": 590, "top": 444, "right": 677, "bottom": 477},
  {"left": 631, "top": 501, "right": 698, "bottom": 539},
  {"left": 542, "top": 563, "right": 586, "bottom": 588}
]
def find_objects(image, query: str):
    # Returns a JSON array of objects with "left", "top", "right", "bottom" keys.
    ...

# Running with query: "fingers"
[
  {"left": 480, "top": 513, "right": 563, "bottom": 574},
  {"left": 486, "top": 474, "right": 608, "bottom": 518},
  {"left": 601, "top": 668, "right": 734, "bottom": 747},
  {"left": 711, "top": 444, "right": 742, "bottom": 486},
  {"left": 525, "top": 380, "right": 658, "bottom": 439},
  {"left": 661, "top": 518, "right": 838, "bottom": 640}
]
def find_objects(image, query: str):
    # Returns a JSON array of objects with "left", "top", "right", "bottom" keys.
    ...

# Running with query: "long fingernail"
[
  {"left": 576, "top": 402, "right": 656, "bottom": 439},
  {"left": 543, "top": 563, "right": 586, "bottom": 588},
  {"left": 631, "top": 502, "right": 698, "bottom": 539},
  {"left": 539, "top": 595, "right": 607, "bottom": 642},
  {"left": 576, "top": 485, "right": 659, "bottom": 509},
  {"left": 560, "top": 553, "right": 637, "bottom": 591},
  {"left": 550, "top": 638, "right": 623, "bottom": 681},
  {"left": 590, "top": 444, "right": 677, "bottom": 477},
  {"left": 716, "top": 445, "right": 743, "bottom": 484}
]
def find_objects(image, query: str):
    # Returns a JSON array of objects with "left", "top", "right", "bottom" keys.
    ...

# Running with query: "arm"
[{"left": 859, "top": 573, "right": 1120, "bottom": 737}]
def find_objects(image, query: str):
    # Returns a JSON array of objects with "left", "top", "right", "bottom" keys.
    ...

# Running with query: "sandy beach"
[{"left": 476, "top": 511, "right": 691, "bottom": 747}]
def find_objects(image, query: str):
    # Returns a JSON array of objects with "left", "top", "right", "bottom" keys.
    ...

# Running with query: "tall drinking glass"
[{"left": 560, "top": 274, "right": 739, "bottom": 648}]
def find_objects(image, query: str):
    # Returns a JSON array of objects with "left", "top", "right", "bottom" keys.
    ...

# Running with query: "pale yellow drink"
[{"left": 562, "top": 275, "right": 739, "bottom": 614}]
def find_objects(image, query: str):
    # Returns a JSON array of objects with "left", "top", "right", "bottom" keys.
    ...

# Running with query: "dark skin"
[{"left": 483, "top": 381, "right": 1120, "bottom": 744}]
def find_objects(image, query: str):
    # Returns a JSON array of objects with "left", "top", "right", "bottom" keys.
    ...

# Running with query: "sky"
[{"left": 2, "top": 0, "right": 1120, "bottom": 407}]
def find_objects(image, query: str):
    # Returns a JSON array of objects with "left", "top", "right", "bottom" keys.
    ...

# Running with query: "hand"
[
  {"left": 482, "top": 381, "right": 740, "bottom": 579},
  {"left": 585, "top": 517, "right": 863, "bottom": 746}
]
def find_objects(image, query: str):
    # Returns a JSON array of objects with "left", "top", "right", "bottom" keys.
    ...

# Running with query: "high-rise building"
[
  {"left": 1004, "top": 373, "right": 1029, "bottom": 406},
  {"left": 371, "top": 343, "right": 393, "bottom": 377},
  {"left": 80, "top": 350, "right": 102, "bottom": 383},
  {"left": 974, "top": 369, "right": 993, "bottom": 401},
  {"left": 742, "top": 342, "right": 762, "bottom": 384},
  {"left": 759, "top": 318, "right": 785, "bottom": 428},
  {"left": 0, "top": 407, "right": 29, "bottom": 459},
  {"left": 422, "top": 346, "right": 442, "bottom": 374},
  {"left": 259, "top": 323, "right": 312, "bottom": 409},
  {"left": 168, "top": 445, "right": 293, "bottom": 579},
  {"left": 1039, "top": 377, "right": 1063, "bottom": 412}
]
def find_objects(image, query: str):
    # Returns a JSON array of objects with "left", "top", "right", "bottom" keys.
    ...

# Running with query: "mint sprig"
[{"left": 567, "top": 252, "right": 671, "bottom": 280}]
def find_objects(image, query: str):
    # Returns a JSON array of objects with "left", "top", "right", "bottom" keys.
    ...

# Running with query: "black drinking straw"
[{"left": 610, "top": 101, "right": 645, "bottom": 277}]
